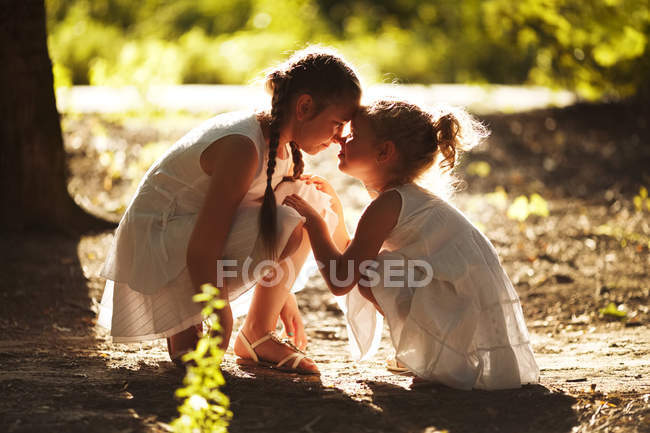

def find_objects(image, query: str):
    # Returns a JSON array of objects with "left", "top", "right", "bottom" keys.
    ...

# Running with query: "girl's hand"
[
  {"left": 299, "top": 175, "right": 343, "bottom": 214},
  {"left": 283, "top": 194, "right": 324, "bottom": 229},
  {"left": 279, "top": 293, "right": 308, "bottom": 350},
  {"left": 300, "top": 174, "right": 336, "bottom": 196}
]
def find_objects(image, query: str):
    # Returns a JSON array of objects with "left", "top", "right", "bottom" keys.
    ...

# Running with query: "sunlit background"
[{"left": 47, "top": 0, "right": 649, "bottom": 98}]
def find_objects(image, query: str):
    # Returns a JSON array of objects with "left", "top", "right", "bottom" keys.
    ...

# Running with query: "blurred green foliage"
[
  {"left": 507, "top": 193, "right": 550, "bottom": 222},
  {"left": 46, "top": 0, "right": 650, "bottom": 99},
  {"left": 172, "top": 283, "right": 231, "bottom": 433}
]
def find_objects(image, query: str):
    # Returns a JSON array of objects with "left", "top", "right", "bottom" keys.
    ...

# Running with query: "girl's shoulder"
[
  {"left": 192, "top": 110, "right": 266, "bottom": 169},
  {"left": 387, "top": 183, "right": 467, "bottom": 229},
  {"left": 359, "top": 189, "right": 402, "bottom": 232},
  {"left": 387, "top": 183, "right": 440, "bottom": 210},
  {"left": 369, "top": 183, "right": 440, "bottom": 226},
  {"left": 202, "top": 109, "right": 259, "bottom": 129},
  {"left": 213, "top": 111, "right": 263, "bottom": 143},
  {"left": 371, "top": 188, "right": 403, "bottom": 214},
  {"left": 179, "top": 110, "right": 262, "bottom": 148}
]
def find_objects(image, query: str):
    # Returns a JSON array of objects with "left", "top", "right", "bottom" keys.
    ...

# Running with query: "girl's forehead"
[
  {"left": 350, "top": 112, "right": 379, "bottom": 140},
  {"left": 324, "top": 101, "right": 357, "bottom": 121},
  {"left": 351, "top": 111, "right": 371, "bottom": 128},
  {"left": 341, "top": 101, "right": 361, "bottom": 121}
]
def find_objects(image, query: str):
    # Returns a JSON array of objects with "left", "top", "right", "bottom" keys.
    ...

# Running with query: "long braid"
[
  {"left": 288, "top": 141, "right": 304, "bottom": 179},
  {"left": 259, "top": 72, "right": 291, "bottom": 260}
]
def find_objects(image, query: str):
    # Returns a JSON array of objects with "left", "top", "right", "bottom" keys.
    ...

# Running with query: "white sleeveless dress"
[
  {"left": 97, "top": 111, "right": 339, "bottom": 342},
  {"left": 338, "top": 183, "right": 539, "bottom": 390}
]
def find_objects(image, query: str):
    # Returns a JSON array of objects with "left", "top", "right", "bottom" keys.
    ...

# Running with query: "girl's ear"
[
  {"left": 376, "top": 140, "right": 397, "bottom": 164},
  {"left": 295, "top": 94, "right": 314, "bottom": 121}
]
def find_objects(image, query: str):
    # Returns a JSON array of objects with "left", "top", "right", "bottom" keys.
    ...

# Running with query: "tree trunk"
[{"left": 0, "top": 0, "right": 113, "bottom": 233}]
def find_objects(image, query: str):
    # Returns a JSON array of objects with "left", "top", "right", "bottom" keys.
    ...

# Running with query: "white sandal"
[
  {"left": 237, "top": 331, "right": 319, "bottom": 375},
  {"left": 386, "top": 357, "right": 412, "bottom": 374}
]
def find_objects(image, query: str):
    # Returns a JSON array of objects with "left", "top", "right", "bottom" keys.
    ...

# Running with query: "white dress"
[
  {"left": 97, "top": 111, "right": 338, "bottom": 342},
  {"left": 339, "top": 183, "right": 539, "bottom": 390}
]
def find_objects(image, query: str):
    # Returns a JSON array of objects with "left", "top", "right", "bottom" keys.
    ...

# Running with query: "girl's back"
[
  {"left": 128, "top": 111, "right": 285, "bottom": 215},
  {"left": 383, "top": 183, "right": 494, "bottom": 258}
]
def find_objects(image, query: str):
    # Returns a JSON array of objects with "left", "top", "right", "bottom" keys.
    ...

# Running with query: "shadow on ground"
[
  {"left": 222, "top": 370, "right": 577, "bottom": 433},
  {"left": 0, "top": 234, "right": 578, "bottom": 433},
  {"left": 1, "top": 334, "right": 578, "bottom": 433}
]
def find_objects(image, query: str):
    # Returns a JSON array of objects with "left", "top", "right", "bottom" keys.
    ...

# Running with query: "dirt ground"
[{"left": 1, "top": 100, "right": 649, "bottom": 432}]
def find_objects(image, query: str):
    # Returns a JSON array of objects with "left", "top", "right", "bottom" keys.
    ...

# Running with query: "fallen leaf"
[{"left": 599, "top": 302, "right": 627, "bottom": 320}]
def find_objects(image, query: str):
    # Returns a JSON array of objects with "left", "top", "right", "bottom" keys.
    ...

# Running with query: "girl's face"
[
  {"left": 294, "top": 100, "right": 358, "bottom": 155},
  {"left": 337, "top": 112, "right": 382, "bottom": 179}
]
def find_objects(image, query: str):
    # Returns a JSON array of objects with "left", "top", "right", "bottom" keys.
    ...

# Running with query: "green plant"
[{"left": 171, "top": 283, "right": 232, "bottom": 433}]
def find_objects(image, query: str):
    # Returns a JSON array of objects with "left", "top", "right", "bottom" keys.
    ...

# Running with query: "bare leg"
[
  {"left": 357, "top": 285, "right": 412, "bottom": 372},
  {"left": 166, "top": 323, "right": 202, "bottom": 362},
  {"left": 233, "top": 224, "right": 319, "bottom": 373}
]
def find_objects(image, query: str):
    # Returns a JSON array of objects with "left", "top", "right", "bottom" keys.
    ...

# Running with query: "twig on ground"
[{"left": 301, "top": 415, "right": 323, "bottom": 433}]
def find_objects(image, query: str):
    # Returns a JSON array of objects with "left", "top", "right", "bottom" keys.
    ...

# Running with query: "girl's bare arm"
[
  {"left": 283, "top": 190, "right": 401, "bottom": 296},
  {"left": 186, "top": 134, "right": 258, "bottom": 347}
]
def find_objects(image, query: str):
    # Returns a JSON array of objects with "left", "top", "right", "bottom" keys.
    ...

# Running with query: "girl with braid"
[
  {"left": 98, "top": 47, "right": 361, "bottom": 374},
  {"left": 284, "top": 100, "right": 539, "bottom": 389}
]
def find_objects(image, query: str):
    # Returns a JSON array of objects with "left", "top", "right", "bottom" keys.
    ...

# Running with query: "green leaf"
[
  {"left": 195, "top": 338, "right": 209, "bottom": 357},
  {"left": 193, "top": 293, "right": 212, "bottom": 303},
  {"left": 599, "top": 302, "right": 627, "bottom": 319}
]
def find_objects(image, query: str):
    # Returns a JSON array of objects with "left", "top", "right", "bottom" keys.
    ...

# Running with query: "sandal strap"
[
  {"left": 238, "top": 331, "right": 281, "bottom": 363},
  {"left": 250, "top": 334, "right": 273, "bottom": 349},
  {"left": 237, "top": 331, "right": 260, "bottom": 362},
  {"left": 277, "top": 352, "right": 305, "bottom": 369},
  {"left": 280, "top": 337, "right": 306, "bottom": 355}
]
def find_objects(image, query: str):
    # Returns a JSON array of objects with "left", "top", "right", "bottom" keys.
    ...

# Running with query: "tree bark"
[{"left": 0, "top": 0, "right": 113, "bottom": 233}]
